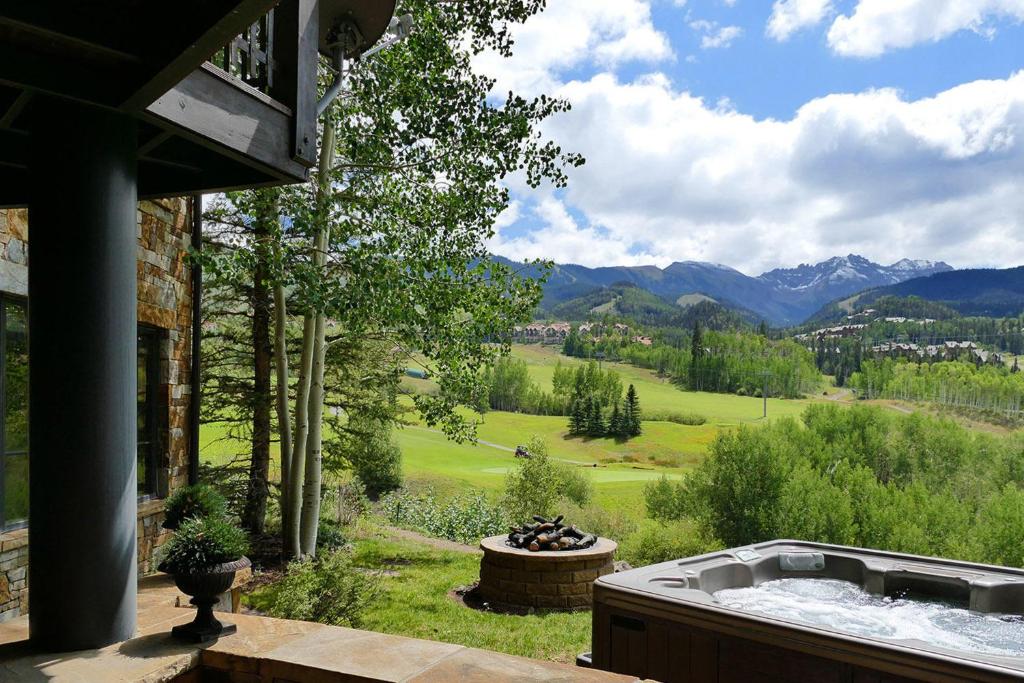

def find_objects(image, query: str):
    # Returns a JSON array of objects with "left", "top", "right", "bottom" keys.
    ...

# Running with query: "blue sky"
[{"left": 476, "top": 0, "right": 1024, "bottom": 275}]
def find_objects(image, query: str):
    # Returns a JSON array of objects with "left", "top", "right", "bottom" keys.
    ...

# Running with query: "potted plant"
[
  {"left": 162, "top": 483, "right": 227, "bottom": 530},
  {"left": 158, "top": 515, "right": 250, "bottom": 642}
]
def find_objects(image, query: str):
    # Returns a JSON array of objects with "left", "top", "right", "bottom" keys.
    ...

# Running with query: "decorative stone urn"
[
  {"left": 165, "top": 557, "right": 251, "bottom": 643},
  {"left": 477, "top": 535, "right": 616, "bottom": 610}
]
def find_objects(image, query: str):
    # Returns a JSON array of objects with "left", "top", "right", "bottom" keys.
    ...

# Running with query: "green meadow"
[{"left": 203, "top": 343, "right": 816, "bottom": 514}]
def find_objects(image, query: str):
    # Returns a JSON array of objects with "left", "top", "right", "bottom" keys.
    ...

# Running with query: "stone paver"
[{"left": 0, "top": 573, "right": 641, "bottom": 683}]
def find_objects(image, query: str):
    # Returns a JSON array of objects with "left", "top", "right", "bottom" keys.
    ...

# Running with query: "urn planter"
[{"left": 162, "top": 557, "right": 251, "bottom": 643}]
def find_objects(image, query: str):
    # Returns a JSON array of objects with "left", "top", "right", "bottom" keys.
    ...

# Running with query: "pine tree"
[
  {"left": 689, "top": 321, "right": 704, "bottom": 390},
  {"left": 758, "top": 320, "right": 769, "bottom": 337},
  {"left": 586, "top": 395, "right": 605, "bottom": 437},
  {"left": 568, "top": 398, "right": 586, "bottom": 435},
  {"left": 624, "top": 384, "right": 642, "bottom": 437},
  {"left": 608, "top": 402, "right": 623, "bottom": 438},
  {"left": 1014, "top": 357, "right": 1020, "bottom": 374}
]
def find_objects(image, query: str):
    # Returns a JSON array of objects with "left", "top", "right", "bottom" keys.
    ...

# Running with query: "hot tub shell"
[{"left": 592, "top": 540, "right": 1024, "bottom": 682}]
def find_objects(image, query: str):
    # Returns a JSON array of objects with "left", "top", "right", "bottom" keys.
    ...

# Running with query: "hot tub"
[{"left": 591, "top": 540, "right": 1024, "bottom": 682}]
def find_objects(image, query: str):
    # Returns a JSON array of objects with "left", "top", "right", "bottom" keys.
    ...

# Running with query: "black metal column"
[{"left": 28, "top": 101, "right": 138, "bottom": 650}]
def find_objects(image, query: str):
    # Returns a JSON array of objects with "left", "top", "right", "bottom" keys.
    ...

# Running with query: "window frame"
[{"left": 0, "top": 295, "right": 28, "bottom": 531}]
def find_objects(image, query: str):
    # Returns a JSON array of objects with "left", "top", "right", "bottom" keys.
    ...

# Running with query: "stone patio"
[{"left": 0, "top": 575, "right": 645, "bottom": 682}]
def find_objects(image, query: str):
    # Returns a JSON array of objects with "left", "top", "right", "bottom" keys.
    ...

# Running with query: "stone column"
[{"left": 27, "top": 100, "right": 138, "bottom": 650}]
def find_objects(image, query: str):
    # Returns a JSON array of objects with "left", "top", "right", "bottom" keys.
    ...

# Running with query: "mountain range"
[{"left": 496, "top": 254, "right": 953, "bottom": 326}]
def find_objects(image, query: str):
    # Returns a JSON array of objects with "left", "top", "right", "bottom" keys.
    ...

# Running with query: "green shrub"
[
  {"left": 558, "top": 465, "right": 593, "bottom": 509},
  {"left": 322, "top": 478, "right": 371, "bottom": 527},
  {"left": 644, "top": 475, "right": 687, "bottom": 523},
  {"left": 559, "top": 501, "right": 638, "bottom": 542},
  {"left": 501, "top": 436, "right": 592, "bottom": 521},
  {"left": 380, "top": 489, "right": 507, "bottom": 544},
  {"left": 502, "top": 436, "right": 560, "bottom": 522},
  {"left": 267, "top": 550, "right": 379, "bottom": 627},
  {"left": 163, "top": 483, "right": 227, "bottom": 529},
  {"left": 645, "top": 410, "right": 707, "bottom": 426},
  {"left": 618, "top": 520, "right": 723, "bottom": 568},
  {"left": 776, "top": 464, "right": 856, "bottom": 545},
  {"left": 341, "top": 416, "right": 403, "bottom": 498},
  {"left": 973, "top": 485, "right": 1024, "bottom": 567},
  {"left": 159, "top": 516, "right": 248, "bottom": 574},
  {"left": 317, "top": 519, "right": 350, "bottom": 553}
]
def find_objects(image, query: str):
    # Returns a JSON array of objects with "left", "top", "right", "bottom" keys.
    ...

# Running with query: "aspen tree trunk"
[
  {"left": 286, "top": 314, "right": 315, "bottom": 558},
  {"left": 273, "top": 274, "right": 293, "bottom": 540},
  {"left": 297, "top": 112, "right": 337, "bottom": 557}
]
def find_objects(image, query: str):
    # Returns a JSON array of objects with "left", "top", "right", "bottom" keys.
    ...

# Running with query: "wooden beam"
[
  {"left": 0, "top": 91, "right": 31, "bottom": 129},
  {"left": 144, "top": 63, "right": 308, "bottom": 184},
  {"left": 137, "top": 130, "right": 173, "bottom": 156},
  {"left": 270, "top": 0, "right": 318, "bottom": 167},
  {"left": 120, "top": 0, "right": 280, "bottom": 111}
]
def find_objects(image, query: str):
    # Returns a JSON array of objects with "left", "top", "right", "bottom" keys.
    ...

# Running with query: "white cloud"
[
  {"left": 690, "top": 20, "right": 744, "bottom": 49},
  {"left": 494, "top": 71, "right": 1024, "bottom": 272},
  {"left": 827, "top": 0, "right": 1024, "bottom": 57},
  {"left": 766, "top": 0, "right": 833, "bottom": 41},
  {"left": 473, "top": 0, "right": 672, "bottom": 96}
]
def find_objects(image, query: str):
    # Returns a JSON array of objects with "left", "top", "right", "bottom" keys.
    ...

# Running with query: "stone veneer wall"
[{"left": 0, "top": 198, "right": 195, "bottom": 621}]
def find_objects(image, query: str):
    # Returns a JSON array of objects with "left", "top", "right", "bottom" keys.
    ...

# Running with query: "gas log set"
[{"left": 507, "top": 515, "right": 598, "bottom": 552}]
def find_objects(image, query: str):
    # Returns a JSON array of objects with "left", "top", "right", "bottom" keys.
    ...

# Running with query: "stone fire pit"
[{"left": 477, "top": 534, "right": 617, "bottom": 610}]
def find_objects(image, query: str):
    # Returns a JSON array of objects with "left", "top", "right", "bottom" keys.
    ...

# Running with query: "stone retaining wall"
[
  {"left": 477, "top": 535, "right": 616, "bottom": 610},
  {"left": 0, "top": 198, "right": 194, "bottom": 621}
]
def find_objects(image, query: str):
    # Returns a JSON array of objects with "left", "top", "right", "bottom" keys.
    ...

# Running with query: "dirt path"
[
  {"left": 826, "top": 388, "right": 853, "bottom": 403},
  {"left": 380, "top": 524, "right": 481, "bottom": 554}
]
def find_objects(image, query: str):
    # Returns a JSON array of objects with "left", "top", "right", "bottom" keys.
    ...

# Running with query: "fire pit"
[{"left": 477, "top": 516, "right": 616, "bottom": 611}]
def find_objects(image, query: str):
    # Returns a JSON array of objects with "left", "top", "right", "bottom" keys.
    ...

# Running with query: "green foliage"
[
  {"left": 267, "top": 550, "right": 380, "bottom": 627},
  {"left": 644, "top": 475, "right": 687, "bottom": 523},
  {"left": 618, "top": 520, "right": 724, "bottom": 568},
  {"left": 483, "top": 356, "right": 564, "bottom": 416},
  {"left": 381, "top": 489, "right": 507, "bottom": 544},
  {"left": 622, "top": 384, "right": 642, "bottom": 437},
  {"left": 973, "top": 485, "right": 1024, "bottom": 568},
  {"left": 163, "top": 484, "right": 228, "bottom": 530},
  {"left": 776, "top": 464, "right": 856, "bottom": 545},
  {"left": 501, "top": 436, "right": 593, "bottom": 522},
  {"left": 645, "top": 403, "right": 1024, "bottom": 569},
  {"left": 622, "top": 329, "right": 820, "bottom": 398},
  {"left": 337, "top": 415, "right": 403, "bottom": 498},
  {"left": 644, "top": 410, "right": 707, "bottom": 426},
  {"left": 850, "top": 359, "right": 1024, "bottom": 415},
  {"left": 159, "top": 516, "right": 248, "bottom": 575}
]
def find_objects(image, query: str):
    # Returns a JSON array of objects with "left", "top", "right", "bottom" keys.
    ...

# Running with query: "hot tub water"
[{"left": 714, "top": 578, "right": 1024, "bottom": 657}]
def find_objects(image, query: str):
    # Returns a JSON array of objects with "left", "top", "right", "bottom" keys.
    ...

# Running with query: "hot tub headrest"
[{"left": 780, "top": 552, "right": 826, "bottom": 572}]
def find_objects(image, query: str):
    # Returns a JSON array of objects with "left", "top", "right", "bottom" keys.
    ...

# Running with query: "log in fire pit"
[
  {"left": 506, "top": 515, "right": 598, "bottom": 552},
  {"left": 477, "top": 515, "right": 616, "bottom": 611}
]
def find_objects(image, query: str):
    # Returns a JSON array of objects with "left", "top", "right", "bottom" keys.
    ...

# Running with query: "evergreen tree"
[
  {"left": 1013, "top": 357, "right": 1020, "bottom": 374},
  {"left": 758, "top": 320, "right": 769, "bottom": 337},
  {"left": 563, "top": 328, "right": 580, "bottom": 357},
  {"left": 608, "top": 402, "right": 623, "bottom": 438},
  {"left": 689, "top": 321, "right": 704, "bottom": 390},
  {"left": 624, "top": 384, "right": 642, "bottom": 437},
  {"left": 568, "top": 398, "right": 586, "bottom": 435},
  {"left": 586, "top": 395, "right": 605, "bottom": 437}
]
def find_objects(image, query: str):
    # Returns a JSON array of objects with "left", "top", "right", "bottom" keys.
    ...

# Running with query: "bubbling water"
[{"left": 713, "top": 578, "right": 1024, "bottom": 657}]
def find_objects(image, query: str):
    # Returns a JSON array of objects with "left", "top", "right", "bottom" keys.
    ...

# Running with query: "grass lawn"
[{"left": 247, "top": 527, "right": 591, "bottom": 664}]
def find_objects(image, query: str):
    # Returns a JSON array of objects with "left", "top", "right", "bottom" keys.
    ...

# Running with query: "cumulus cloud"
[
  {"left": 473, "top": 0, "right": 672, "bottom": 96},
  {"left": 493, "top": 71, "right": 1024, "bottom": 272},
  {"left": 767, "top": 0, "right": 834, "bottom": 41},
  {"left": 690, "top": 20, "right": 744, "bottom": 49},
  {"left": 827, "top": 0, "right": 1024, "bottom": 57}
]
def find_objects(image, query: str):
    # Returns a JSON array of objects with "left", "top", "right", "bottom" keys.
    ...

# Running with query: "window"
[
  {"left": 1, "top": 299, "right": 27, "bottom": 530},
  {"left": 0, "top": 314, "right": 164, "bottom": 529},
  {"left": 137, "top": 327, "right": 161, "bottom": 498}
]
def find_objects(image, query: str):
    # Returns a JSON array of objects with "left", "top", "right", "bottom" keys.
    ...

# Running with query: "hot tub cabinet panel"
[{"left": 592, "top": 541, "right": 1024, "bottom": 683}]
